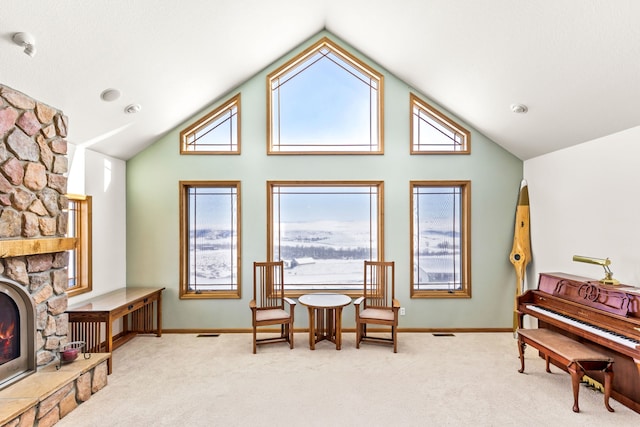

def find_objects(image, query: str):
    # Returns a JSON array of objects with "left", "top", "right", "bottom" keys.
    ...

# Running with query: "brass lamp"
[{"left": 572, "top": 255, "right": 620, "bottom": 285}]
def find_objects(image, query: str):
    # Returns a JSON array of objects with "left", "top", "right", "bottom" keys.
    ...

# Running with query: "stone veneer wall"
[{"left": 0, "top": 84, "right": 70, "bottom": 367}]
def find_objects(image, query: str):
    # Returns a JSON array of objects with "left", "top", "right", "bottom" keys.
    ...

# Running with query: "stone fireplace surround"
[
  {"left": 0, "top": 84, "right": 71, "bottom": 369},
  {"left": 0, "top": 85, "right": 108, "bottom": 426}
]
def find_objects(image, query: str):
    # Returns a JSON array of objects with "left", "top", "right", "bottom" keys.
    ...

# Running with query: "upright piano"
[{"left": 518, "top": 272, "right": 640, "bottom": 413}]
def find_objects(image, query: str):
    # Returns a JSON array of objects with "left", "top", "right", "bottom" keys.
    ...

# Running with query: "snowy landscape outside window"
[
  {"left": 268, "top": 181, "right": 383, "bottom": 294},
  {"left": 179, "top": 181, "right": 241, "bottom": 299},
  {"left": 410, "top": 181, "right": 471, "bottom": 298}
]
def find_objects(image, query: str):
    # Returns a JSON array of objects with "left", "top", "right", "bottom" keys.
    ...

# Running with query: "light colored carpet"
[{"left": 56, "top": 332, "right": 638, "bottom": 426}]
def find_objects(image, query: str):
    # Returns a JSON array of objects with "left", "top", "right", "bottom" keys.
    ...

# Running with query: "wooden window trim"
[
  {"left": 410, "top": 93, "right": 471, "bottom": 155},
  {"left": 267, "top": 37, "right": 384, "bottom": 155},
  {"left": 66, "top": 194, "right": 92, "bottom": 297},
  {"left": 179, "top": 181, "right": 242, "bottom": 299},
  {"left": 267, "top": 180, "right": 384, "bottom": 297},
  {"left": 180, "top": 94, "right": 241, "bottom": 155},
  {"left": 409, "top": 181, "right": 471, "bottom": 298}
]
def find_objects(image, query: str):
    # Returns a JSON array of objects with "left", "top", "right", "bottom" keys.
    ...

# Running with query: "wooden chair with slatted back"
[
  {"left": 354, "top": 261, "right": 400, "bottom": 352},
  {"left": 250, "top": 261, "right": 296, "bottom": 354}
]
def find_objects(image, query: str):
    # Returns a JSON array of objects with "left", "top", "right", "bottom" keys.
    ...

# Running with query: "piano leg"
[{"left": 604, "top": 364, "right": 614, "bottom": 412}]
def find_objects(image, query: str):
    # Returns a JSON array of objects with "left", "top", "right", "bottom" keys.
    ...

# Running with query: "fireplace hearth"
[{"left": 0, "top": 276, "right": 36, "bottom": 390}]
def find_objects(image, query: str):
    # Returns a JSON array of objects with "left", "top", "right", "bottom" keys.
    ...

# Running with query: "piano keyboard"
[{"left": 525, "top": 304, "right": 640, "bottom": 349}]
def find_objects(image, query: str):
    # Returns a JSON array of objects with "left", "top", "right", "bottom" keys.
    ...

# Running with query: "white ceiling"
[{"left": 2, "top": 0, "right": 639, "bottom": 161}]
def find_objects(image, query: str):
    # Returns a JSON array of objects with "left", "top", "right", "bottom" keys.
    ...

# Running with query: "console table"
[{"left": 66, "top": 287, "right": 165, "bottom": 374}]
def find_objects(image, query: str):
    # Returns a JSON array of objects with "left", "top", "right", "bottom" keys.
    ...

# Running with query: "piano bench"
[{"left": 517, "top": 328, "right": 614, "bottom": 413}]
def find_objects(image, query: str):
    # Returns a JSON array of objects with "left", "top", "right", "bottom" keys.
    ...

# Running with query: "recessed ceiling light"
[
  {"left": 124, "top": 104, "right": 142, "bottom": 114},
  {"left": 510, "top": 104, "right": 528, "bottom": 114},
  {"left": 100, "top": 88, "right": 121, "bottom": 102}
]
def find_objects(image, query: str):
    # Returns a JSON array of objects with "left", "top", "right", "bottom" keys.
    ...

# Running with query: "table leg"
[
  {"left": 157, "top": 293, "right": 163, "bottom": 337},
  {"left": 307, "top": 307, "right": 316, "bottom": 350},
  {"left": 335, "top": 307, "right": 343, "bottom": 350},
  {"left": 106, "top": 317, "right": 113, "bottom": 375},
  {"left": 317, "top": 308, "right": 325, "bottom": 343},
  {"left": 326, "top": 308, "right": 335, "bottom": 343}
]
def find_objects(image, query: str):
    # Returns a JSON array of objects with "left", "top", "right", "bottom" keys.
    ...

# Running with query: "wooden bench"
[
  {"left": 66, "top": 287, "right": 165, "bottom": 374},
  {"left": 517, "top": 328, "right": 614, "bottom": 413}
]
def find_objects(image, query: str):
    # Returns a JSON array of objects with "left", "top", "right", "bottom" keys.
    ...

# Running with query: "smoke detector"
[
  {"left": 12, "top": 32, "right": 37, "bottom": 57},
  {"left": 510, "top": 104, "right": 528, "bottom": 114},
  {"left": 124, "top": 104, "right": 142, "bottom": 114}
]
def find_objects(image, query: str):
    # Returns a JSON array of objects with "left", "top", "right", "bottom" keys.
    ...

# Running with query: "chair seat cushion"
[
  {"left": 360, "top": 308, "right": 394, "bottom": 321},
  {"left": 256, "top": 308, "right": 290, "bottom": 322}
]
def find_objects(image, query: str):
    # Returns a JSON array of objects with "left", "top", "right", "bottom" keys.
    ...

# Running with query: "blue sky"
[{"left": 273, "top": 51, "right": 376, "bottom": 147}]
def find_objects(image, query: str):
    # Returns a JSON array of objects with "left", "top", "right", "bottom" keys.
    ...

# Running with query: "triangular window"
[
  {"left": 180, "top": 94, "right": 240, "bottom": 154},
  {"left": 411, "top": 93, "right": 470, "bottom": 154}
]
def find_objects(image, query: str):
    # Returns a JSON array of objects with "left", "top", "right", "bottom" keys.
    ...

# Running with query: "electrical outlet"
[{"left": 400, "top": 307, "right": 406, "bottom": 316}]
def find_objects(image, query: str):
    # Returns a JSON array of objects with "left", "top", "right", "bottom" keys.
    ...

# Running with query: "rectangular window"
[
  {"left": 410, "top": 181, "right": 470, "bottom": 298},
  {"left": 410, "top": 93, "right": 470, "bottom": 154},
  {"left": 179, "top": 181, "right": 241, "bottom": 299},
  {"left": 268, "top": 181, "right": 383, "bottom": 294},
  {"left": 67, "top": 195, "right": 92, "bottom": 297}
]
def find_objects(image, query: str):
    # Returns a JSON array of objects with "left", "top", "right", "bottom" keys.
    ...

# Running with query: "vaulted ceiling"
[{"left": 3, "top": 0, "right": 639, "bottom": 161}]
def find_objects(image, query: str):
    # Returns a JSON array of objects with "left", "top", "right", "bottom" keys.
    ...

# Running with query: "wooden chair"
[
  {"left": 354, "top": 261, "right": 400, "bottom": 352},
  {"left": 250, "top": 261, "right": 296, "bottom": 353}
]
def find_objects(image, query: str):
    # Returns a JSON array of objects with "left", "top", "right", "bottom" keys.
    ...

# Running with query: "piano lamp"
[{"left": 572, "top": 255, "right": 620, "bottom": 285}]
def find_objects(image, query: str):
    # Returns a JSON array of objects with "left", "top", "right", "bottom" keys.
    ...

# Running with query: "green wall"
[{"left": 126, "top": 31, "right": 523, "bottom": 331}]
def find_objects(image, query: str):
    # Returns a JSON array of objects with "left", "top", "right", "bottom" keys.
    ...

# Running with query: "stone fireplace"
[
  {"left": 0, "top": 83, "right": 72, "bottom": 378},
  {"left": 0, "top": 84, "right": 108, "bottom": 427}
]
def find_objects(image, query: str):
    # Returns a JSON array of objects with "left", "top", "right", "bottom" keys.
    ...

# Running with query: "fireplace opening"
[
  {"left": 0, "top": 293, "right": 20, "bottom": 365},
  {"left": 0, "top": 276, "right": 36, "bottom": 390}
]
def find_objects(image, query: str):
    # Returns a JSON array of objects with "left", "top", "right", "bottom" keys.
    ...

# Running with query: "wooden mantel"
[{"left": 0, "top": 237, "right": 76, "bottom": 258}]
